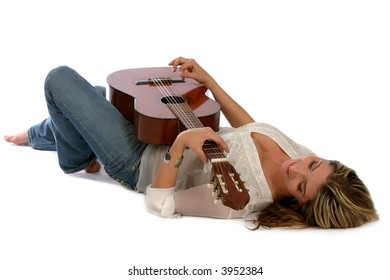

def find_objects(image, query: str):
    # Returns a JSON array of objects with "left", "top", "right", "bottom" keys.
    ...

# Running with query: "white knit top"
[{"left": 136, "top": 122, "right": 314, "bottom": 219}]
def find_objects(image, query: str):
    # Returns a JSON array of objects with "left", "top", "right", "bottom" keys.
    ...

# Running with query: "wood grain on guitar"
[
  {"left": 107, "top": 67, "right": 249, "bottom": 210},
  {"left": 108, "top": 67, "right": 220, "bottom": 145}
]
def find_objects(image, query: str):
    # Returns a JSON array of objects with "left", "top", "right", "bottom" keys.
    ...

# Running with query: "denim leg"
[
  {"left": 94, "top": 86, "right": 106, "bottom": 98},
  {"left": 27, "top": 86, "right": 107, "bottom": 152},
  {"left": 44, "top": 66, "right": 147, "bottom": 189},
  {"left": 28, "top": 118, "right": 57, "bottom": 151}
]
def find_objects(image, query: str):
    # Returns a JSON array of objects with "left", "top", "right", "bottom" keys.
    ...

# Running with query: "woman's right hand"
[
  {"left": 168, "top": 57, "right": 215, "bottom": 88},
  {"left": 172, "top": 127, "right": 229, "bottom": 164},
  {"left": 169, "top": 56, "right": 255, "bottom": 128}
]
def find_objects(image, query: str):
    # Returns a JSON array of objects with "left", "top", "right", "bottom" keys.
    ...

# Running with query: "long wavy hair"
[{"left": 254, "top": 161, "right": 378, "bottom": 229}]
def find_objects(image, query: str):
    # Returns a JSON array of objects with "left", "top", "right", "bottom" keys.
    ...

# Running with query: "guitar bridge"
[{"left": 135, "top": 77, "right": 185, "bottom": 85}]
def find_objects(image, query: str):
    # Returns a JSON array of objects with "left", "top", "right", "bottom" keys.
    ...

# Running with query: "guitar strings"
[
  {"left": 153, "top": 78, "right": 249, "bottom": 203},
  {"left": 153, "top": 78, "right": 232, "bottom": 171},
  {"left": 152, "top": 78, "right": 235, "bottom": 180},
  {"left": 152, "top": 78, "right": 200, "bottom": 129}
]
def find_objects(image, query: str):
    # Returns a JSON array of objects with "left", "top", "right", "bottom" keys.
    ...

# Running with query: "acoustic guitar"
[{"left": 107, "top": 67, "right": 249, "bottom": 210}]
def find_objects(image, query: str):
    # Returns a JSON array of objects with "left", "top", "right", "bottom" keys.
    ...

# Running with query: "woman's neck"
[{"left": 251, "top": 132, "right": 292, "bottom": 201}]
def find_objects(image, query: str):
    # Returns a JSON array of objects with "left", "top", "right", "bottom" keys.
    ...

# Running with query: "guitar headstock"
[{"left": 208, "top": 162, "right": 250, "bottom": 210}]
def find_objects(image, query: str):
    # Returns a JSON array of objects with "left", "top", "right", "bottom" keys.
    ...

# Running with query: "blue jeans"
[{"left": 28, "top": 66, "right": 147, "bottom": 190}]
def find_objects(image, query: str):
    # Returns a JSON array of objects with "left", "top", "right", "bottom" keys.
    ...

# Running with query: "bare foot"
[
  {"left": 4, "top": 131, "right": 29, "bottom": 145},
  {"left": 85, "top": 160, "right": 101, "bottom": 173}
]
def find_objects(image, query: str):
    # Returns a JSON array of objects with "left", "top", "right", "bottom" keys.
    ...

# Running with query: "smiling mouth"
[{"left": 286, "top": 161, "right": 296, "bottom": 178}]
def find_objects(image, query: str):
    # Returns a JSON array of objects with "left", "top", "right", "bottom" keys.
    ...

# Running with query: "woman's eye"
[
  {"left": 309, "top": 161, "right": 317, "bottom": 170},
  {"left": 298, "top": 183, "right": 303, "bottom": 193}
]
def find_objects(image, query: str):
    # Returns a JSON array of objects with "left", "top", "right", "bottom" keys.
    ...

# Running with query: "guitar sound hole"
[{"left": 161, "top": 96, "right": 186, "bottom": 104}]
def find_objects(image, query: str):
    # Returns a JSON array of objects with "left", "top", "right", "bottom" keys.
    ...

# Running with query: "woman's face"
[{"left": 281, "top": 155, "right": 334, "bottom": 204}]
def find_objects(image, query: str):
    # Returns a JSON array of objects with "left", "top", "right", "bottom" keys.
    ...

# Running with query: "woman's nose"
[{"left": 291, "top": 164, "right": 307, "bottom": 177}]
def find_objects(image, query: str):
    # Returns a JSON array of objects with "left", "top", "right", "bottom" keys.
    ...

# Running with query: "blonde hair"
[{"left": 254, "top": 161, "right": 378, "bottom": 229}]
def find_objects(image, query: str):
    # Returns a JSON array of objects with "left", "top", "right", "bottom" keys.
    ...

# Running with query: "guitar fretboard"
[
  {"left": 152, "top": 77, "right": 249, "bottom": 210},
  {"left": 167, "top": 102, "right": 226, "bottom": 162}
]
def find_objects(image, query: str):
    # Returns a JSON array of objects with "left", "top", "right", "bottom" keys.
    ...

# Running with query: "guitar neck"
[
  {"left": 166, "top": 92, "right": 249, "bottom": 211},
  {"left": 167, "top": 102, "right": 226, "bottom": 161}
]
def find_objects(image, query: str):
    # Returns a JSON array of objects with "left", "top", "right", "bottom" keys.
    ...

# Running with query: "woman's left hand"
[{"left": 172, "top": 127, "right": 229, "bottom": 164}]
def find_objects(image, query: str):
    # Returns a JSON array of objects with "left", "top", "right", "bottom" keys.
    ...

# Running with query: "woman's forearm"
[
  {"left": 169, "top": 57, "right": 255, "bottom": 128},
  {"left": 151, "top": 140, "right": 184, "bottom": 188},
  {"left": 151, "top": 127, "right": 229, "bottom": 189},
  {"left": 206, "top": 78, "right": 254, "bottom": 128}
]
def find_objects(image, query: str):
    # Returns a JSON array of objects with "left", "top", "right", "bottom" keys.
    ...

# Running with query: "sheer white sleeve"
[
  {"left": 145, "top": 184, "right": 253, "bottom": 219},
  {"left": 145, "top": 186, "right": 179, "bottom": 218}
]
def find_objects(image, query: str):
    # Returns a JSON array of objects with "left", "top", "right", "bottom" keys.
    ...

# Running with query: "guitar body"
[
  {"left": 107, "top": 67, "right": 220, "bottom": 145},
  {"left": 107, "top": 67, "right": 249, "bottom": 210}
]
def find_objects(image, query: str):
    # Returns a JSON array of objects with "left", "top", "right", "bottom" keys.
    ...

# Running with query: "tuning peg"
[
  {"left": 214, "top": 192, "right": 221, "bottom": 204},
  {"left": 236, "top": 173, "right": 245, "bottom": 183},
  {"left": 207, "top": 178, "right": 216, "bottom": 189},
  {"left": 212, "top": 187, "right": 221, "bottom": 197}
]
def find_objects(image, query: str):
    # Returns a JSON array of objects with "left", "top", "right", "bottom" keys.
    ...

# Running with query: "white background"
[{"left": 1, "top": 1, "right": 389, "bottom": 279}]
